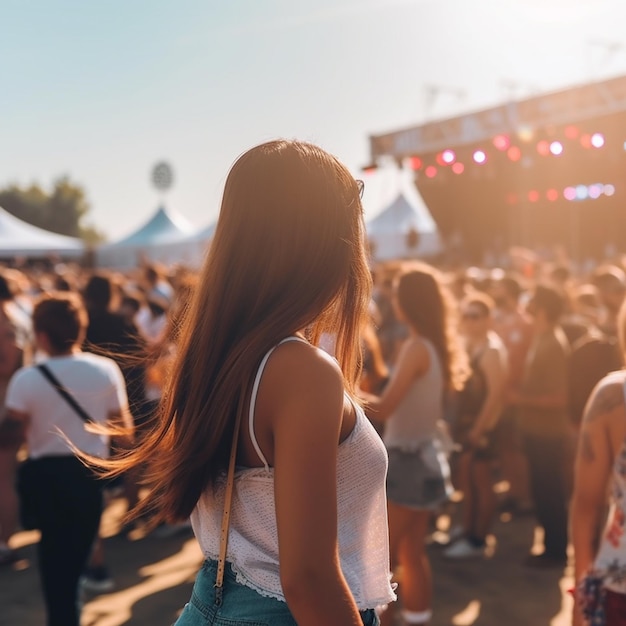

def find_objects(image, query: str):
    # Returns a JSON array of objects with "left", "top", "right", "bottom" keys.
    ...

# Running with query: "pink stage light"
[
  {"left": 588, "top": 185, "right": 602, "bottom": 199},
  {"left": 564, "top": 125, "right": 579, "bottom": 140},
  {"left": 546, "top": 189, "right": 559, "bottom": 202},
  {"left": 591, "top": 133, "right": 605, "bottom": 148},
  {"left": 563, "top": 187, "right": 577, "bottom": 201},
  {"left": 604, "top": 184, "right": 616, "bottom": 197},
  {"left": 425, "top": 166, "right": 438, "bottom": 179},
  {"left": 442, "top": 149, "right": 456, "bottom": 164},
  {"left": 528, "top": 190, "right": 540, "bottom": 203},
  {"left": 493, "top": 135, "right": 510, "bottom": 151},
  {"left": 580, "top": 134, "right": 592, "bottom": 149},
  {"left": 536, "top": 140, "right": 550, "bottom": 156},
  {"left": 452, "top": 162, "right": 465, "bottom": 175},
  {"left": 473, "top": 150, "right": 487, "bottom": 164},
  {"left": 507, "top": 146, "right": 522, "bottom": 162},
  {"left": 549, "top": 141, "right": 563, "bottom": 156}
]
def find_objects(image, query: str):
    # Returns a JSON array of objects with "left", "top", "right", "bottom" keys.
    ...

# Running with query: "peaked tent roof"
[
  {"left": 105, "top": 206, "right": 194, "bottom": 248},
  {"left": 366, "top": 191, "right": 441, "bottom": 260},
  {"left": 367, "top": 192, "right": 437, "bottom": 235},
  {"left": 0, "top": 206, "right": 84, "bottom": 257}
]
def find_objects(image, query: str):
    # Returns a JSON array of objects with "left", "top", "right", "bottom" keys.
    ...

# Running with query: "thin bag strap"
[
  {"left": 37, "top": 364, "right": 95, "bottom": 424},
  {"left": 215, "top": 409, "right": 242, "bottom": 603}
]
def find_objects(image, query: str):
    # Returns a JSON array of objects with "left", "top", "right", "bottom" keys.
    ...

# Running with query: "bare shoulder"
[
  {"left": 583, "top": 371, "right": 626, "bottom": 425},
  {"left": 263, "top": 339, "right": 344, "bottom": 400}
]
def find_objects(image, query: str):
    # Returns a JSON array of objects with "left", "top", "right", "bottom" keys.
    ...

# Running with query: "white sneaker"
[{"left": 443, "top": 538, "right": 484, "bottom": 559}]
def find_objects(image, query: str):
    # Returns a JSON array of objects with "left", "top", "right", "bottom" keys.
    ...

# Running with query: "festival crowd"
[{"left": 1, "top": 141, "right": 625, "bottom": 626}]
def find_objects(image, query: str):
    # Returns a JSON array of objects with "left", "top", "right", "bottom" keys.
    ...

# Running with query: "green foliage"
[{"left": 0, "top": 177, "right": 106, "bottom": 243}]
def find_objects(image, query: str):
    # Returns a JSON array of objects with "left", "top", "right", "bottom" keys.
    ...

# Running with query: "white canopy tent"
[
  {"left": 96, "top": 206, "right": 196, "bottom": 268},
  {"left": 366, "top": 190, "right": 441, "bottom": 262},
  {"left": 0, "top": 206, "right": 84, "bottom": 259}
]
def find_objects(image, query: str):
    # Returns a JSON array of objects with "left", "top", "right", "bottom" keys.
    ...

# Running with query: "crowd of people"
[{"left": 1, "top": 140, "right": 625, "bottom": 625}]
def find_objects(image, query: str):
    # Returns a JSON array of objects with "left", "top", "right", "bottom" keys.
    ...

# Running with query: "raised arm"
[{"left": 270, "top": 343, "right": 363, "bottom": 626}]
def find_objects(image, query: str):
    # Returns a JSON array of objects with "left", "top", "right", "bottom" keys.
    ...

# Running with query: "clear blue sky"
[{"left": 2, "top": 0, "right": 626, "bottom": 239}]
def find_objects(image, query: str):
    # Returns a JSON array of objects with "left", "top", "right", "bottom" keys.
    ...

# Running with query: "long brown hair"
[
  {"left": 111, "top": 140, "right": 371, "bottom": 522},
  {"left": 395, "top": 263, "right": 467, "bottom": 391}
]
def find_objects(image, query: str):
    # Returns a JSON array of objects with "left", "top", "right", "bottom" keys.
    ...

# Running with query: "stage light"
[
  {"left": 473, "top": 150, "right": 487, "bottom": 164},
  {"left": 580, "top": 134, "right": 592, "bottom": 149},
  {"left": 409, "top": 156, "right": 423, "bottom": 170},
  {"left": 452, "top": 162, "right": 465, "bottom": 174},
  {"left": 591, "top": 133, "right": 605, "bottom": 148},
  {"left": 442, "top": 149, "right": 456, "bottom": 164},
  {"left": 506, "top": 192, "right": 518, "bottom": 205},
  {"left": 563, "top": 187, "right": 577, "bottom": 201},
  {"left": 588, "top": 184, "right": 602, "bottom": 199},
  {"left": 576, "top": 185, "right": 588, "bottom": 200},
  {"left": 549, "top": 141, "right": 563, "bottom": 156},
  {"left": 493, "top": 135, "right": 510, "bottom": 151},
  {"left": 604, "top": 184, "right": 616, "bottom": 196},
  {"left": 361, "top": 163, "right": 378, "bottom": 174},
  {"left": 564, "top": 125, "right": 579, "bottom": 140},
  {"left": 536, "top": 140, "right": 550, "bottom": 156},
  {"left": 507, "top": 146, "right": 522, "bottom": 162},
  {"left": 425, "top": 166, "right": 438, "bottom": 179},
  {"left": 546, "top": 189, "right": 559, "bottom": 202},
  {"left": 528, "top": 190, "right": 540, "bottom": 203}
]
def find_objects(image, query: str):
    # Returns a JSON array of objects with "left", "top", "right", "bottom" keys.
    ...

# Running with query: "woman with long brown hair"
[
  {"left": 362, "top": 264, "right": 467, "bottom": 626},
  {"left": 100, "top": 140, "right": 395, "bottom": 626}
]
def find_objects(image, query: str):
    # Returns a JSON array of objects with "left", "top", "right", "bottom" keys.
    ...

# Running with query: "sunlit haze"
[{"left": 2, "top": 0, "right": 626, "bottom": 240}]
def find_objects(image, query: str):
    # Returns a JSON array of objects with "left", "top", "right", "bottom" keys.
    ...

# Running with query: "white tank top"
[
  {"left": 383, "top": 339, "right": 443, "bottom": 450},
  {"left": 191, "top": 337, "right": 396, "bottom": 609}
]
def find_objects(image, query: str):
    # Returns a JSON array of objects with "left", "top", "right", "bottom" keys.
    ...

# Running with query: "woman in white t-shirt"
[{"left": 0, "top": 293, "right": 132, "bottom": 626}]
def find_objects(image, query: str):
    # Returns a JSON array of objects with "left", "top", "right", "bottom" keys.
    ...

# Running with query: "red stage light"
[
  {"left": 546, "top": 189, "right": 559, "bottom": 202},
  {"left": 473, "top": 150, "right": 487, "bottom": 164},
  {"left": 564, "top": 125, "right": 579, "bottom": 140},
  {"left": 507, "top": 146, "right": 522, "bottom": 162},
  {"left": 536, "top": 140, "right": 550, "bottom": 156},
  {"left": 549, "top": 141, "right": 563, "bottom": 156},
  {"left": 409, "top": 156, "right": 423, "bottom": 170},
  {"left": 452, "top": 162, "right": 465, "bottom": 174},
  {"left": 493, "top": 135, "right": 510, "bottom": 151},
  {"left": 528, "top": 190, "right": 540, "bottom": 203},
  {"left": 591, "top": 133, "right": 605, "bottom": 148},
  {"left": 506, "top": 192, "right": 518, "bottom": 205},
  {"left": 442, "top": 149, "right": 456, "bottom": 165},
  {"left": 580, "top": 134, "right": 592, "bottom": 149},
  {"left": 425, "top": 166, "right": 438, "bottom": 179}
]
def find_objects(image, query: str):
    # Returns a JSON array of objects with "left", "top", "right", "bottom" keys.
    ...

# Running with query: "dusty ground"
[{"left": 1, "top": 495, "right": 575, "bottom": 626}]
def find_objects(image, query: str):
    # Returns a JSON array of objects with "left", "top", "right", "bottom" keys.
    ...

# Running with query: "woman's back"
[{"left": 383, "top": 338, "right": 443, "bottom": 449}]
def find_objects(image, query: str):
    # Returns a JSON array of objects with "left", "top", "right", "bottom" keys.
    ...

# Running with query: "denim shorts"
[{"left": 174, "top": 559, "right": 379, "bottom": 626}]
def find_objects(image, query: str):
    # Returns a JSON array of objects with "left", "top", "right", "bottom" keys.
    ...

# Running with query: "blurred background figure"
[
  {"left": 363, "top": 264, "right": 467, "bottom": 626},
  {"left": 445, "top": 293, "right": 508, "bottom": 560},
  {"left": 510, "top": 284, "right": 570, "bottom": 569}
]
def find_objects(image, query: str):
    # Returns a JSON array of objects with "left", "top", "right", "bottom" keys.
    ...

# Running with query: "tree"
[{"left": 0, "top": 177, "right": 105, "bottom": 243}]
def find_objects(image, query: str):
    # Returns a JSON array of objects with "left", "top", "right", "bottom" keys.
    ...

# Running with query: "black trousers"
[
  {"left": 523, "top": 435, "right": 569, "bottom": 559},
  {"left": 29, "top": 456, "right": 103, "bottom": 626}
]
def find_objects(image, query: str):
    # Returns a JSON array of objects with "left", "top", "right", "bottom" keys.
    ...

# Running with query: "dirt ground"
[{"left": 1, "top": 495, "right": 575, "bottom": 626}]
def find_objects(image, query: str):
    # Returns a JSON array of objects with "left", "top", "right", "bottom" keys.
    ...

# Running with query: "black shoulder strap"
[{"left": 37, "top": 364, "right": 94, "bottom": 424}]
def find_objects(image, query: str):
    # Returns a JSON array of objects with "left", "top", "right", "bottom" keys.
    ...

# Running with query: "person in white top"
[
  {"left": 0, "top": 293, "right": 132, "bottom": 626},
  {"left": 95, "top": 140, "right": 395, "bottom": 626},
  {"left": 362, "top": 265, "right": 468, "bottom": 626}
]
